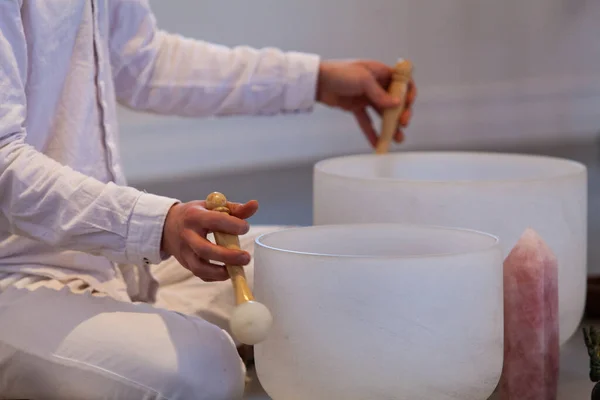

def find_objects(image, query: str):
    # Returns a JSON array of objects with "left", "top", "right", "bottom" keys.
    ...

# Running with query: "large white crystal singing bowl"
[
  {"left": 313, "top": 151, "right": 587, "bottom": 345},
  {"left": 253, "top": 224, "right": 504, "bottom": 400}
]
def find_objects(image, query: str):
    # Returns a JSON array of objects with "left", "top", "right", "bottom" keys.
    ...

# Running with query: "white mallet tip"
[{"left": 230, "top": 301, "right": 273, "bottom": 345}]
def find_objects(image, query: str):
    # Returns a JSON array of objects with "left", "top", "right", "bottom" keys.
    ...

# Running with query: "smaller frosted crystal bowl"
[{"left": 253, "top": 223, "right": 504, "bottom": 400}]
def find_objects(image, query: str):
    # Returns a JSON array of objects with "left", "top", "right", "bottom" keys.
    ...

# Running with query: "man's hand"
[
  {"left": 316, "top": 60, "right": 417, "bottom": 147},
  {"left": 161, "top": 199, "right": 259, "bottom": 282}
]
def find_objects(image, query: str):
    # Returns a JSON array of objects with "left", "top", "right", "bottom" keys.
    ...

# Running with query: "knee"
[{"left": 161, "top": 323, "right": 246, "bottom": 400}]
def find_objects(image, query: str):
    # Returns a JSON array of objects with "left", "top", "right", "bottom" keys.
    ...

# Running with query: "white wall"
[{"left": 118, "top": 0, "right": 600, "bottom": 183}]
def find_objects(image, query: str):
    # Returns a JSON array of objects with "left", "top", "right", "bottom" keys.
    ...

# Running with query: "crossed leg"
[
  {"left": 0, "top": 225, "right": 285, "bottom": 399},
  {"left": 0, "top": 282, "right": 246, "bottom": 399}
]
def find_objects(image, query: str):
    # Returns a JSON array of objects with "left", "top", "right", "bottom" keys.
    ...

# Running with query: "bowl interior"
[
  {"left": 315, "top": 152, "right": 585, "bottom": 183},
  {"left": 256, "top": 223, "right": 499, "bottom": 259}
]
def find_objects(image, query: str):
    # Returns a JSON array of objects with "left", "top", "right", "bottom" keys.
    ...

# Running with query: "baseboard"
[{"left": 118, "top": 74, "right": 600, "bottom": 184}]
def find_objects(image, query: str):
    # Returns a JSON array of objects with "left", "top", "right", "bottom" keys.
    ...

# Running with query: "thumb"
[
  {"left": 361, "top": 73, "right": 400, "bottom": 109},
  {"left": 228, "top": 200, "right": 259, "bottom": 220}
]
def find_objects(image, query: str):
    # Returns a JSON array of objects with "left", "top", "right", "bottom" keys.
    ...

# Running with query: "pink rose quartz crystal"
[{"left": 499, "top": 228, "right": 559, "bottom": 400}]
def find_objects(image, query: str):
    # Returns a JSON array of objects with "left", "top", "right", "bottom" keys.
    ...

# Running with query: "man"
[{"left": 0, "top": 1, "right": 416, "bottom": 399}]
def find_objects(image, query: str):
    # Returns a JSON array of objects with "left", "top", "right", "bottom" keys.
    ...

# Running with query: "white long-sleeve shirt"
[{"left": 0, "top": 0, "right": 319, "bottom": 299}]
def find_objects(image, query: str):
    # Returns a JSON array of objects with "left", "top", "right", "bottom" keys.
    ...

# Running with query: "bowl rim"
[
  {"left": 254, "top": 223, "right": 501, "bottom": 259},
  {"left": 313, "top": 151, "right": 587, "bottom": 185}
]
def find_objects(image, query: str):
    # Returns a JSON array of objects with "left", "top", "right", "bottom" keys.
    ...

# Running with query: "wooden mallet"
[
  {"left": 205, "top": 191, "right": 273, "bottom": 345},
  {"left": 375, "top": 58, "right": 413, "bottom": 154}
]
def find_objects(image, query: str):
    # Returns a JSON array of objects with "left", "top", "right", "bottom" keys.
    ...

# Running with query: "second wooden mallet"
[{"left": 375, "top": 58, "right": 413, "bottom": 154}]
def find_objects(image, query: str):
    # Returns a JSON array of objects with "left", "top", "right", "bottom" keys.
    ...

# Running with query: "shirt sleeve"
[
  {"left": 0, "top": 1, "right": 179, "bottom": 266},
  {"left": 107, "top": 0, "right": 321, "bottom": 117}
]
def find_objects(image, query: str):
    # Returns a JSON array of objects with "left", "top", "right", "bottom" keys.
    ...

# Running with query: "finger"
[
  {"left": 394, "top": 129, "right": 405, "bottom": 143},
  {"left": 362, "top": 61, "right": 417, "bottom": 106},
  {"left": 228, "top": 200, "right": 259, "bottom": 220},
  {"left": 360, "top": 61, "right": 415, "bottom": 104},
  {"left": 361, "top": 74, "right": 400, "bottom": 110},
  {"left": 186, "top": 206, "right": 250, "bottom": 236},
  {"left": 400, "top": 108, "right": 412, "bottom": 127},
  {"left": 354, "top": 108, "right": 378, "bottom": 148},
  {"left": 184, "top": 229, "right": 251, "bottom": 266},
  {"left": 181, "top": 245, "right": 230, "bottom": 282},
  {"left": 359, "top": 60, "right": 394, "bottom": 82},
  {"left": 370, "top": 95, "right": 409, "bottom": 120}
]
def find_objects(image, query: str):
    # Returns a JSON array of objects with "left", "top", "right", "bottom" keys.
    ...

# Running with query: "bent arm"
[
  {"left": 0, "top": 2, "right": 177, "bottom": 265},
  {"left": 108, "top": 0, "right": 320, "bottom": 117}
]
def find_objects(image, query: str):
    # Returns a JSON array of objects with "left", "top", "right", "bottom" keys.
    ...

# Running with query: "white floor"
[{"left": 243, "top": 322, "right": 599, "bottom": 399}]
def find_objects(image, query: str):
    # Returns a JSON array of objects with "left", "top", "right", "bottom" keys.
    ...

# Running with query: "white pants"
[{"left": 0, "top": 226, "right": 283, "bottom": 400}]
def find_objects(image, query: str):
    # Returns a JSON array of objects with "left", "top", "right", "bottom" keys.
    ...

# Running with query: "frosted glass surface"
[
  {"left": 253, "top": 224, "right": 504, "bottom": 400},
  {"left": 313, "top": 151, "right": 587, "bottom": 344}
]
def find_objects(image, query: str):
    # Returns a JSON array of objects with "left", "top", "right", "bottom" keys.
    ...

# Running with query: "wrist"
[
  {"left": 161, "top": 202, "right": 182, "bottom": 257},
  {"left": 316, "top": 63, "right": 324, "bottom": 103},
  {"left": 125, "top": 192, "right": 179, "bottom": 266},
  {"left": 315, "top": 61, "right": 332, "bottom": 104}
]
